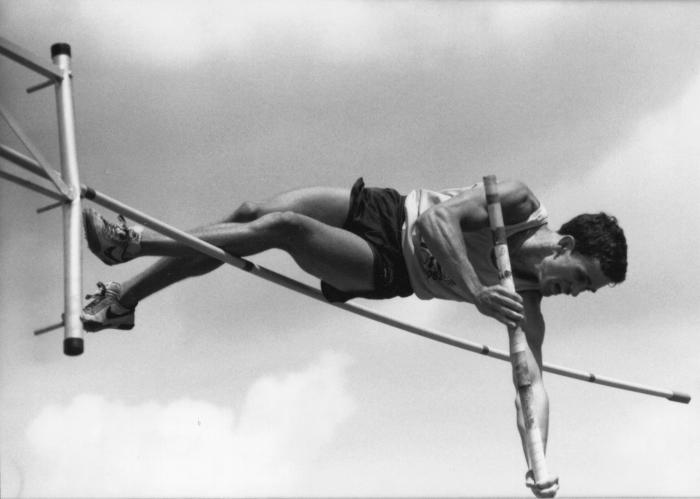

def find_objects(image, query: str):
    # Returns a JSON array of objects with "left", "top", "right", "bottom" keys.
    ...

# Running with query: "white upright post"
[{"left": 52, "top": 43, "right": 83, "bottom": 356}]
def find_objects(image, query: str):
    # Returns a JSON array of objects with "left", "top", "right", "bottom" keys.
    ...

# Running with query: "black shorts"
[{"left": 321, "top": 178, "right": 414, "bottom": 303}]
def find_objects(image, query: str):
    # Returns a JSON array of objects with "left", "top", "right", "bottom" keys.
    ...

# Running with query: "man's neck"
[{"left": 510, "top": 226, "right": 559, "bottom": 280}]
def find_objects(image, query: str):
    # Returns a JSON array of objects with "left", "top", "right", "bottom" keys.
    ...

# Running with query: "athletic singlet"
[{"left": 401, "top": 183, "right": 549, "bottom": 302}]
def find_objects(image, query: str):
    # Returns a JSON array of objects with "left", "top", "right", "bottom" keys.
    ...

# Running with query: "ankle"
[{"left": 116, "top": 295, "right": 138, "bottom": 310}]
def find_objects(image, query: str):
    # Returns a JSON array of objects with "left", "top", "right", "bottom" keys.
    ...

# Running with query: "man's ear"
[{"left": 556, "top": 235, "right": 576, "bottom": 254}]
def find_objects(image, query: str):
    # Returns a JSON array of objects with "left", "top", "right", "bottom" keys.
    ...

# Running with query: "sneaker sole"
[{"left": 82, "top": 320, "right": 135, "bottom": 332}]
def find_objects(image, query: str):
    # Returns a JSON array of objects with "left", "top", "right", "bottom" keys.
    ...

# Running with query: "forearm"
[
  {"left": 514, "top": 294, "right": 558, "bottom": 496},
  {"left": 515, "top": 381, "right": 549, "bottom": 469}
]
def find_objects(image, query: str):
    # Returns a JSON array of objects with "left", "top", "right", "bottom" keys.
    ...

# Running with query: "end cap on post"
[
  {"left": 63, "top": 337, "right": 84, "bottom": 356},
  {"left": 51, "top": 43, "right": 72, "bottom": 58}
]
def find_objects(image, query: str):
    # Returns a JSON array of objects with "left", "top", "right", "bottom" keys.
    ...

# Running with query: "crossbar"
[{"left": 79, "top": 184, "right": 690, "bottom": 404}]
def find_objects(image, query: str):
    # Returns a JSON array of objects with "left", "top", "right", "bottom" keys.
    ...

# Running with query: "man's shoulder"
[{"left": 500, "top": 180, "right": 541, "bottom": 224}]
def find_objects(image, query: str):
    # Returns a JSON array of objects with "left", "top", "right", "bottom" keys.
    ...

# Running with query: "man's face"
[{"left": 539, "top": 248, "right": 610, "bottom": 297}]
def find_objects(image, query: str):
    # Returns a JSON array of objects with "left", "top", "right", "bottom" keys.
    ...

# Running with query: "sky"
[{"left": 1, "top": 1, "right": 699, "bottom": 497}]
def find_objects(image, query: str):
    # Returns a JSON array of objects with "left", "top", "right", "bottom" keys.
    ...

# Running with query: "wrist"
[{"left": 463, "top": 275, "right": 484, "bottom": 297}]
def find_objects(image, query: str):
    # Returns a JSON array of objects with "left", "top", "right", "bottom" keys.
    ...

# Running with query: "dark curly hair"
[{"left": 559, "top": 213, "right": 627, "bottom": 284}]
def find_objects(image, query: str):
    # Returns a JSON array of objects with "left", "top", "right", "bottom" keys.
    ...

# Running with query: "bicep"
[
  {"left": 418, "top": 186, "right": 488, "bottom": 231},
  {"left": 422, "top": 180, "right": 540, "bottom": 231}
]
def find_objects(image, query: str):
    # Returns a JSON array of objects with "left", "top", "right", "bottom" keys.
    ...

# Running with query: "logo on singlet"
[{"left": 419, "top": 240, "right": 455, "bottom": 286}]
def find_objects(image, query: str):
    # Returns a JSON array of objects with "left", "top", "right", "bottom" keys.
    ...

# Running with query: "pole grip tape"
[
  {"left": 491, "top": 226, "right": 507, "bottom": 246},
  {"left": 483, "top": 174, "right": 499, "bottom": 197},
  {"left": 485, "top": 192, "right": 500, "bottom": 205}
]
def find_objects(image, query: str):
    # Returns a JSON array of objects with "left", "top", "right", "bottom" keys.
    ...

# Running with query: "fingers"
[
  {"left": 475, "top": 285, "right": 526, "bottom": 328},
  {"left": 525, "top": 472, "right": 560, "bottom": 498},
  {"left": 477, "top": 304, "right": 519, "bottom": 328},
  {"left": 492, "top": 295, "right": 523, "bottom": 313},
  {"left": 488, "top": 288, "right": 524, "bottom": 328},
  {"left": 495, "top": 312, "right": 521, "bottom": 329},
  {"left": 483, "top": 307, "right": 522, "bottom": 329},
  {"left": 532, "top": 483, "right": 559, "bottom": 498}
]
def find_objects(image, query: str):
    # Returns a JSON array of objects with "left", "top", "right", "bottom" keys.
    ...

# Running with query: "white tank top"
[{"left": 401, "top": 183, "right": 549, "bottom": 302}]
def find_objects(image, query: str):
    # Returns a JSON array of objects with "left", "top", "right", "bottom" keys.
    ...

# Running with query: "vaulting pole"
[{"left": 483, "top": 175, "right": 550, "bottom": 485}]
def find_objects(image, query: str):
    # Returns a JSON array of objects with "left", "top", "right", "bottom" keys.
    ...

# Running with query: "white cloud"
[{"left": 22, "top": 351, "right": 355, "bottom": 497}]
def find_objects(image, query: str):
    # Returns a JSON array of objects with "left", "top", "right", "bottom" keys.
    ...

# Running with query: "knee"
[
  {"left": 256, "top": 211, "right": 308, "bottom": 249},
  {"left": 228, "top": 201, "right": 261, "bottom": 222}
]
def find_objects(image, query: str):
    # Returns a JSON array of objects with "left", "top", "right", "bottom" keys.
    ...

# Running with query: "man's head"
[
  {"left": 538, "top": 213, "right": 627, "bottom": 297},
  {"left": 559, "top": 213, "right": 627, "bottom": 283}
]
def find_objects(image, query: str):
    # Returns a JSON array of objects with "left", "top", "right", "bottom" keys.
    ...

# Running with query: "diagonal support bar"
[
  {"left": 0, "top": 102, "right": 73, "bottom": 199},
  {"left": 0, "top": 166, "right": 67, "bottom": 202},
  {"left": 1, "top": 143, "right": 51, "bottom": 179},
  {"left": 0, "top": 36, "right": 63, "bottom": 81}
]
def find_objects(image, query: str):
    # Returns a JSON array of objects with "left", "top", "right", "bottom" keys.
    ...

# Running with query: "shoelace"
[
  {"left": 100, "top": 215, "right": 130, "bottom": 242},
  {"left": 83, "top": 282, "right": 108, "bottom": 312},
  {"left": 118, "top": 215, "right": 141, "bottom": 240}
]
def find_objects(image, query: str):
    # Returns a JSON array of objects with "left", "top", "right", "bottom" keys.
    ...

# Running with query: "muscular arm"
[
  {"left": 515, "top": 291, "right": 550, "bottom": 477},
  {"left": 415, "top": 180, "right": 539, "bottom": 326},
  {"left": 517, "top": 292, "right": 559, "bottom": 497}
]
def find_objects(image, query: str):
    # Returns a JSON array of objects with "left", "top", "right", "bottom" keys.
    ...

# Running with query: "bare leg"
[{"left": 118, "top": 187, "right": 367, "bottom": 308}]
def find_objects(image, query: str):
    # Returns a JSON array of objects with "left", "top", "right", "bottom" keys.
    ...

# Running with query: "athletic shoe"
[
  {"left": 83, "top": 208, "right": 143, "bottom": 265},
  {"left": 81, "top": 281, "right": 135, "bottom": 332}
]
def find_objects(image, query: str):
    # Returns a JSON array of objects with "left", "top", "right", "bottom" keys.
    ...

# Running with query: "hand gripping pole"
[{"left": 483, "top": 175, "right": 550, "bottom": 484}]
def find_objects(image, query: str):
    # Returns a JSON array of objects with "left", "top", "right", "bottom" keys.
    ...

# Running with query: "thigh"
[
  {"left": 256, "top": 187, "right": 352, "bottom": 227},
  {"left": 278, "top": 212, "right": 376, "bottom": 293}
]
